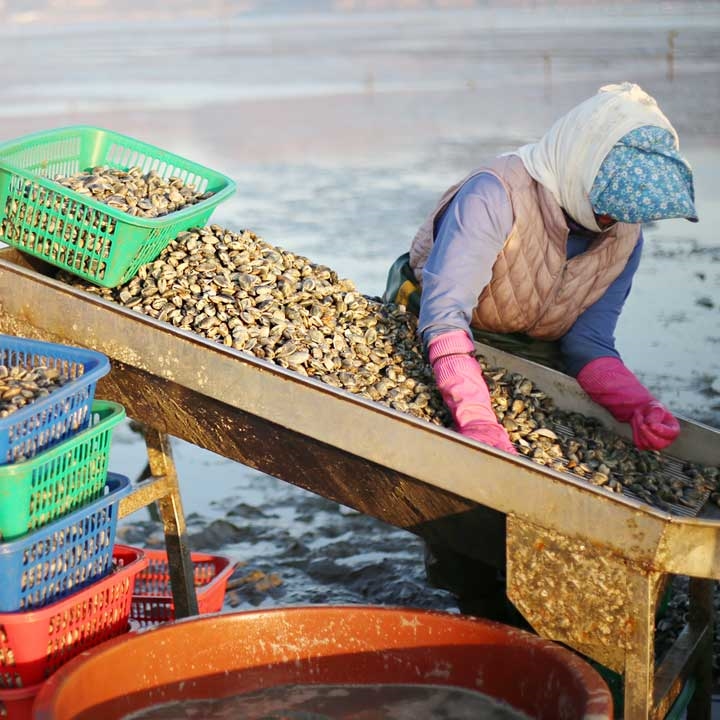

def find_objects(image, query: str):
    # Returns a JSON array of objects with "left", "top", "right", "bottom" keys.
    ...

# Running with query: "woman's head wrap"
[
  {"left": 589, "top": 125, "right": 696, "bottom": 224},
  {"left": 512, "top": 82, "right": 697, "bottom": 231}
]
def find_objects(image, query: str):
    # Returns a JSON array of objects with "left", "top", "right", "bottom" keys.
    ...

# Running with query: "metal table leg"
[
  {"left": 686, "top": 578, "right": 714, "bottom": 720},
  {"left": 624, "top": 571, "right": 661, "bottom": 718},
  {"left": 119, "top": 426, "right": 199, "bottom": 618},
  {"left": 653, "top": 576, "right": 714, "bottom": 720},
  {"left": 506, "top": 516, "right": 716, "bottom": 719}
]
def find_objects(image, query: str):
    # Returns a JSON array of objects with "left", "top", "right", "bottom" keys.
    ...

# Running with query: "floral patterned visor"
[{"left": 589, "top": 126, "right": 698, "bottom": 224}]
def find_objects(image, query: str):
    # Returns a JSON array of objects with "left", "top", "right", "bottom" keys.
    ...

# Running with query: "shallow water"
[
  {"left": 1, "top": 0, "right": 719, "bottom": 616},
  {"left": 122, "top": 683, "right": 531, "bottom": 720}
]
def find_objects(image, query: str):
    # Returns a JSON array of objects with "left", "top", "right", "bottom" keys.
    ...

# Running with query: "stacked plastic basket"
[
  {"left": 0, "top": 126, "right": 238, "bottom": 717},
  {"left": 130, "top": 549, "right": 234, "bottom": 627},
  {"left": 0, "top": 334, "right": 148, "bottom": 720}
]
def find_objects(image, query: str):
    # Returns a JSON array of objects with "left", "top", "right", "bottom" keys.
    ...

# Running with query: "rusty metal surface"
[
  {"left": 0, "top": 248, "right": 719, "bottom": 580},
  {"left": 116, "top": 421, "right": 198, "bottom": 617},
  {"left": 142, "top": 426, "right": 199, "bottom": 619},
  {"left": 506, "top": 516, "right": 636, "bottom": 668},
  {"left": 506, "top": 516, "right": 714, "bottom": 719}
]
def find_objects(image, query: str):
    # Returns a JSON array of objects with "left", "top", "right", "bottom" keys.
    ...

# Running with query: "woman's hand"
[
  {"left": 577, "top": 357, "right": 680, "bottom": 452},
  {"left": 630, "top": 400, "right": 681, "bottom": 451},
  {"left": 429, "top": 330, "right": 517, "bottom": 455}
]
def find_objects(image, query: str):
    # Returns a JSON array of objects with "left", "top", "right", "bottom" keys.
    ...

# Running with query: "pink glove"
[
  {"left": 576, "top": 357, "right": 680, "bottom": 452},
  {"left": 428, "top": 330, "right": 517, "bottom": 454}
]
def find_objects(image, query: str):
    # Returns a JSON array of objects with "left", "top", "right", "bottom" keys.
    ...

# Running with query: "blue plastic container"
[
  {"left": 0, "top": 334, "right": 109, "bottom": 464},
  {"left": 0, "top": 472, "right": 131, "bottom": 611}
]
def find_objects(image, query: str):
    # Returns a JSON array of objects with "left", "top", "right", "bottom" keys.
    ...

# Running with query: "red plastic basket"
[
  {"left": 0, "top": 682, "right": 41, "bottom": 720},
  {"left": 0, "top": 544, "right": 148, "bottom": 689},
  {"left": 130, "top": 549, "right": 233, "bottom": 626}
]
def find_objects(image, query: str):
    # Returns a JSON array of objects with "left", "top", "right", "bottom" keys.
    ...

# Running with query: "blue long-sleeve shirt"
[{"left": 418, "top": 173, "right": 643, "bottom": 377}]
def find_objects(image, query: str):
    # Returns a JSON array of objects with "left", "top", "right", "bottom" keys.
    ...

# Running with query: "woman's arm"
[
  {"left": 419, "top": 173, "right": 512, "bottom": 348},
  {"left": 562, "top": 231, "right": 680, "bottom": 451},
  {"left": 560, "top": 232, "right": 644, "bottom": 377},
  {"left": 420, "top": 173, "right": 517, "bottom": 454}
]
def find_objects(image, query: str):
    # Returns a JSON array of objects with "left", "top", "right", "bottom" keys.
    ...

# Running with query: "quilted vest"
[{"left": 408, "top": 155, "right": 641, "bottom": 340}]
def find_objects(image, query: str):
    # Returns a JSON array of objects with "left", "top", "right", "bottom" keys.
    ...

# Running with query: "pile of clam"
[
  {"left": 52, "top": 166, "right": 214, "bottom": 219},
  {"left": 0, "top": 365, "right": 68, "bottom": 419},
  {"left": 478, "top": 360, "right": 717, "bottom": 511},
  {"left": 57, "top": 224, "right": 719, "bottom": 514},
  {"left": 59, "top": 224, "right": 449, "bottom": 425}
]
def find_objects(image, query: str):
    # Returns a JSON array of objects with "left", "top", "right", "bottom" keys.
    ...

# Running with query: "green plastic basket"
[
  {"left": 0, "top": 125, "right": 236, "bottom": 287},
  {"left": 0, "top": 400, "right": 125, "bottom": 541}
]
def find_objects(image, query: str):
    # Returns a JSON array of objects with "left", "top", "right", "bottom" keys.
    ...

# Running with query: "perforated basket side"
[
  {"left": 0, "top": 401, "right": 125, "bottom": 540},
  {"left": 0, "top": 544, "right": 148, "bottom": 688},
  {"left": 0, "top": 173, "right": 118, "bottom": 282},
  {"left": 0, "top": 473, "right": 131, "bottom": 612},
  {"left": 0, "top": 335, "right": 110, "bottom": 464},
  {"left": 0, "top": 682, "right": 41, "bottom": 720},
  {"left": 130, "top": 550, "right": 233, "bottom": 626},
  {"left": 0, "top": 125, "right": 222, "bottom": 186},
  {"left": 0, "top": 131, "right": 85, "bottom": 177},
  {"left": 100, "top": 135, "right": 214, "bottom": 194}
]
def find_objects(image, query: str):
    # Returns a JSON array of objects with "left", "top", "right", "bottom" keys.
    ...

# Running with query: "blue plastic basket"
[
  {"left": 0, "top": 334, "right": 110, "bottom": 464},
  {"left": 0, "top": 472, "right": 130, "bottom": 611}
]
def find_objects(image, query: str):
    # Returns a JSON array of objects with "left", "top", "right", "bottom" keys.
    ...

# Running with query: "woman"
[{"left": 385, "top": 82, "right": 697, "bottom": 456}]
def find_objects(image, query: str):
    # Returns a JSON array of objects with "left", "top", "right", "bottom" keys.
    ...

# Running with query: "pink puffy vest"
[{"left": 408, "top": 155, "right": 641, "bottom": 340}]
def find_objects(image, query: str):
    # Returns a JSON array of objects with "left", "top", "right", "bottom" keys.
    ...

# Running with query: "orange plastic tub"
[{"left": 33, "top": 605, "right": 612, "bottom": 720}]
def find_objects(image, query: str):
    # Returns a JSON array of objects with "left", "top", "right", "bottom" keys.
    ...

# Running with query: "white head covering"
[{"left": 511, "top": 82, "right": 678, "bottom": 232}]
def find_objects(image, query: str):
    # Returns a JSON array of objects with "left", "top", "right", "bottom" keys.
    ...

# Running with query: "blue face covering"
[{"left": 589, "top": 126, "right": 698, "bottom": 224}]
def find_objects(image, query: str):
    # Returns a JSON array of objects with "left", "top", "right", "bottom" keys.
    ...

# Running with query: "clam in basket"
[
  {"left": 0, "top": 334, "right": 110, "bottom": 465},
  {"left": 0, "top": 125, "right": 236, "bottom": 288},
  {"left": 0, "top": 401, "right": 125, "bottom": 541},
  {"left": 0, "top": 472, "right": 131, "bottom": 612}
]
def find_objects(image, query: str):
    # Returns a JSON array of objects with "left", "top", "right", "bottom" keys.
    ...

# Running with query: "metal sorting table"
[{"left": 0, "top": 248, "right": 718, "bottom": 720}]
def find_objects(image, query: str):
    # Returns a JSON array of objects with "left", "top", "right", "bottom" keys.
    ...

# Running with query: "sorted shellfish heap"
[
  {"left": 479, "top": 360, "right": 718, "bottom": 511},
  {"left": 58, "top": 224, "right": 448, "bottom": 425},
  {"left": 56, "top": 224, "right": 719, "bottom": 515},
  {"left": 0, "top": 364, "right": 68, "bottom": 419},
  {"left": 53, "top": 166, "right": 214, "bottom": 220},
  {"left": 0, "top": 166, "right": 213, "bottom": 281}
]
